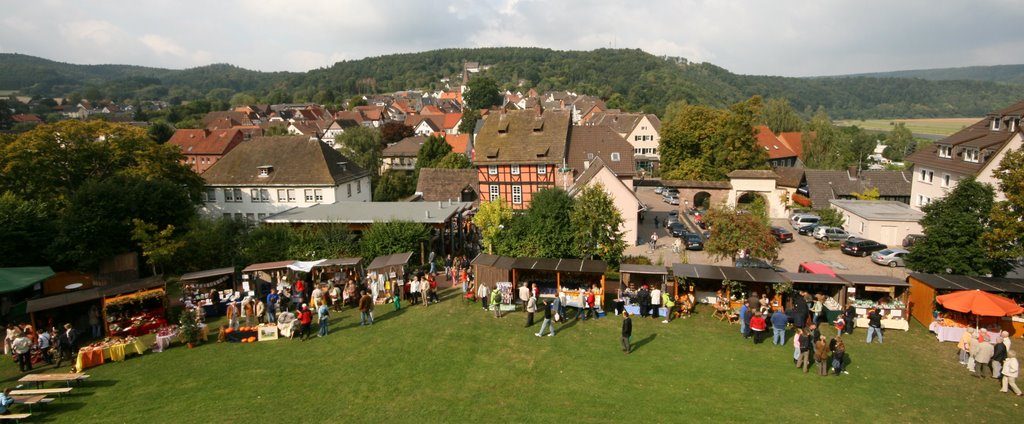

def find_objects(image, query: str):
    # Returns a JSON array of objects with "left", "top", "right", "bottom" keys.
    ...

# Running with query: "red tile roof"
[
  {"left": 168, "top": 128, "right": 244, "bottom": 155},
  {"left": 777, "top": 131, "right": 808, "bottom": 158},
  {"left": 442, "top": 133, "right": 470, "bottom": 154},
  {"left": 442, "top": 113, "right": 463, "bottom": 130},
  {"left": 420, "top": 105, "right": 444, "bottom": 116},
  {"left": 754, "top": 125, "right": 798, "bottom": 160}
]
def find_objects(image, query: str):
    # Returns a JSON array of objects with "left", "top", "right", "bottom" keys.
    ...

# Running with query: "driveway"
[{"left": 625, "top": 187, "right": 911, "bottom": 279}]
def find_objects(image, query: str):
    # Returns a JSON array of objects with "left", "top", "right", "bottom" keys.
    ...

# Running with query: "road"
[{"left": 625, "top": 186, "right": 911, "bottom": 279}]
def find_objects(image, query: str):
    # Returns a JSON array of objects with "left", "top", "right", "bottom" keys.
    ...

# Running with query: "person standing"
[
  {"left": 555, "top": 293, "right": 567, "bottom": 323},
  {"left": 833, "top": 315, "right": 846, "bottom": 338},
  {"left": 444, "top": 254, "right": 453, "bottom": 279},
  {"left": 226, "top": 301, "right": 239, "bottom": 331},
  {"left": 843, "top": 305, "right": 856, "bottom": 335},
  {"left": 585, "top": 289, "right": 598, "bottom": 320},
  {"left": 410, "top": 276, "right": 421, "bottom": 306},
  {"left": 298, "top": 305, "right": 313, "bottom": 341},
  {"left": 526, "top": 295, "right": 537, "bottom": 327},
  {"left": 311, "top": 284, "right": 324, "bottom": 310},
  {"left": 536, "top": 300, "right": 555, "bottom": 337},
  {"left": 266, "top": 289, "right": 279, "bottom": 323},
  {"left": 792, "top": 328, "right": 803, "bottom": 364},
  {"left": 791, "top": 292, "right": 809, "bottom": 329},
  {"left": 637, "top": 285, "right": 651, "bottom": 318},
  {"left": 12, "top": 331, "right": 31, "bottom": 372},
  {"left": 831, "top": 336, "right": 847, "bottom": 375},
  {"left": 478, "top": 284, "right": 490, "bottom": 311},
  {"left": 796, "top": 329, "right": 812, "bottom": 373},
  {"left": 1001, "top": 350, "right": 1022, "bottom": 396},
  {"left": 661, "top": 291, "right": 675, "bottom": 324},
  {"left": 650, "top": 286, "right": 662, "bottom": 319},
  {"left": 814, "top": 335, "right": 829, "bottom": 376},
  {"left": 317, "top": 302, "right": 330, "bottom": 337},
  {"left": 957, "top": 327, "right": 973, "bottom": 365},
  {"left": 865, "top": 308, "right": 883, "bottom": 344},
  {"left": 771, "top": 308, "right": 788, "bottom": 346},
  {"left": 491, "top": 288, "right": 502, "bottom": 318},
  {"left": 359, "top": 291, "right": 374, "bottom": 326},
  {"left": 974, "top": 337, "right": 995, "bottom": 379},
  {"left": 55, "top": 324, "right": 77, "bottom": 368},
  {"left": 330, "top": 284, "right": 342, "bottom": 312},
  {"left": 243, "top": 298, "right": 256, "bottom": 327},
  {"left": 392, "top": 286, "right": 402, "bottom": 311},
  {"left": 88, "top": 304, "right": 102, "bottom": 338},
  {"left": 739, "top": 303, "right": 750, "bottom": 337},
  {"left": 419, "top": 277, "right": 430, "bottom": 307},
  {"left": 750, "top": 312, "right": 767, "bottom": 344},
  {"left": 37, "top": 328, "right": 53, "bottom": 365},
  {"left": 255, "top": 299, "right": 266, "bottom": 324},
  {"left": 621, "top": 311, "right": 633, "bottom": 354}
]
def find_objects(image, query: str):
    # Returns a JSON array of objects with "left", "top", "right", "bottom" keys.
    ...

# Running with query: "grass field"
[
  {"left": 836, "top": 118, "right": 980, "bottom": 137},
  {"left": 2, "top": 289, "right": 1020, "bottom": 423}
]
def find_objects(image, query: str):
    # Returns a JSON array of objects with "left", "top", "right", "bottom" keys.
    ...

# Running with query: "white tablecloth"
[
  {"left": 927, "top": 322, "right": 1000, "bottom": 342},
  {"left": 855, "top": 317, "right": 909, "bottom": 331},
  {"left": 153, "top": 332, "right": 177, "bottom": 352}
]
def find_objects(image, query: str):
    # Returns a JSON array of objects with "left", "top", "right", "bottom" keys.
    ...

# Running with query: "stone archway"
[
  {"left": 693, "top": 191, "right": 711, "bottom": 210},
  {"left": 737, "top": 191, "right": 765, "bottom": 205}
]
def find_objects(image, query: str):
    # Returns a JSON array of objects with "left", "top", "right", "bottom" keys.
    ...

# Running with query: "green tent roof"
[{"left": 0, "top": 267, "right": 55, "bottom": 294}]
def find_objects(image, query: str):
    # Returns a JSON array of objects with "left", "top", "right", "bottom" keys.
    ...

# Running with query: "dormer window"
[
  {"left": 1011, "top": 119, "right": 1018, "bottom": 132},
  {"left": 991, "top": 118, "right": 1000, "bottom": 131},
  {"left": 964, "top": 148, "right": 979, "bottom": 163},
  {"left": 257, "top": 165, "right": 273, "bottom": 177},
  {"left": 610, "top": 152, "right": 621, "bottom": 162},
  {"left": 937, "top": 145, "right": 952, "bottom": 158}
]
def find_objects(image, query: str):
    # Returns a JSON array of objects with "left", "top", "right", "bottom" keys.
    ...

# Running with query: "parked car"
[
  {"left": 735, "top": 257, "right": 786, "bottom": 272},
  {"left": 871, "top": 248, "right": 910, "bottom": 267},
  {"left": 683, "top": 232, "right": 704, "bottom": 250},
  {"left": 840, "top": 238, "right": 888, "bottom": 257},
  {"left": 666, "top": 188, "right": 680, "bottom": 196},
  {"left": 669, "top": 222, "right": 687, "bottom": 237},
  {"left": 669, "top": 196, "right": 680, "bottom": 205},
  {"left": 902, "top": 234, "right": 925, "bottom": 248},
  {"left": 770, "top": 226, "right": 794, "bottom": 242},
  {"left": 790, "top": 214, "right": 821, "bottom": 229},
  {"left": 668, "top": 210, "right": 678, "bottom": 219},
  {"left": 813, "top": 226, "right": 850, "bottom": 242},
  {"left": 654, "top": 186, "right": 665, "bottom": 194},
  {"left": 797, "top": 223, "right": 821, "bottom": 236},
  {"left": 664, "top": 216, "right": 680, "bottom": 229}
]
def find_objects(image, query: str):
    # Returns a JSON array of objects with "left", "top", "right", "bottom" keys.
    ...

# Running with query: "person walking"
[
  {"left": 526, "top": 295, "right": 537, "bottom": 327},
  {"left": 535, "top": 300, "right": 555, "bottom": 337},
  {"left": 974, "top": 336, "right": 995, "bottom": 379},
  {"left": 865, "top": 308, "right": 883, "bottom": 344},
  {"left": 12, "top": 331, "right": 31, "bottom": 372},
  {"left": 266, "top": 289, "right": 279, "bottom": 323},
  {"left": 796, "top": 328, "right": 812, "bottom": 373},
  {"left": 428, "top": 250, "right": 437, "bottom": 275},
  {"left": 392, "top": 286, "right": 402, "bottom": 311},
  {"left": 621, "top": 311, "right": 633, "bottom": 354},
  {"left": 661, "top": 291, "right": 675, "bottom": 324},
  {"left": 37, "top": 328, "right": 53, "bottom": 365},
  {"left": 993, "top": 336, "right": 1008, "bottom": 379},
  {"left": 358, "top": 291, "right": 374, "bottom": 326},
  {"left": 555, "top": 293, "right": 567, "bottom": 322},
  {"left": 831, "top": 336, "right": 847, "bottom": 375},
  {"left": 771, "top": 308, "right": 788, "bottom": 346},
  {"left": 491, "top": 287, "right": 502, "bottom": 318},
  {"left": 55, "top": 324, "right": 77, "bottom": 368},
  {"left": 1001, "top": 350, "right": 1022, "bottom": 396},
  {"left": 317, "top": 302, "right": 330, "bottom": 337}
]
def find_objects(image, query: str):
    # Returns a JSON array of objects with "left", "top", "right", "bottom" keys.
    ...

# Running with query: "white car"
[
  {"left": 790, "top": 214, "right": 820, "bottom": 229},
  {"left": 813, "top": 226, "right": 850, "bottom": 242}
]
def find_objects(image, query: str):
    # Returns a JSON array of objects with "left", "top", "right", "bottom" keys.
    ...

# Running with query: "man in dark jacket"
[
  {"left": 637, "top": 286, "right": 651, "bottom": 318},
  {"left": 866, "top": 309, "right": 883, "bottom": 344},
  {"left": 621, "top": 312, "right": 633, "bottom": 354},
  {"left": 992, "top": 338, "right": 1008, "bottom": 378},
  {"left": 843, "top": 305, "right": 856, "bottom": 335},
  {"left": 791, "top": 292, "right": 809, "bottom": 329},
  {"left": 54, "top": 323, "right": 77, "bottom": 368}
]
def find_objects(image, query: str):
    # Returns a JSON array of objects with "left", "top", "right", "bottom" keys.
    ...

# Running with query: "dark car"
[
  {"left": 669, "top": 222, "right": 687, "bottom": 237},
  {"left": 683, "top": 232, "right": 704, "bottom": 250},
  {"left": 735, "top": 257, "right": 786, "bottom": 272},
  {"left": 770, "top": 226, "right": 794, "bottom": 242},
  {"left": 840, "top": 238, "right": 888, "bottom": 257},
  {"left": 797, "top": 223, "right": 820, "bottom": 236}
]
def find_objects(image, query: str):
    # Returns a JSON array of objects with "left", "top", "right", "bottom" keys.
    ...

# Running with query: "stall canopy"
[
  {"left": 315, "top": 258, "right": 362, "bottom": 268},
  {"left": 673, "top": 264, "right": 785, "bottom": 284},
  {"left": 799, "top": 263, "right": 837, "bottom": 277},
  {"left": 909, "top": 272, "right": 1024, "bottom": 294},
  {"left": 619, "top": 264, "right": 669, "bottom": 275},
  {"left": 512, "top": 257, "right": 607, "bottom": 273},
  {"left": 26, "top": 275, "right": 165, "bottom": 313},
  {"left": 179, "top": 267, "right": 234, "bottom": 282},
  {"left": 936, "top": 290, "right": 1024, "bottom": 317},
  {"left": 780, "top": 272, "right": 846, "bottom": 285},
  {"left": 470, "top": 253, "right": 516, "bottom": 269},
  {"left": 242, "top": 260, "right": 297, "bottom": 273},
  {"left": 367, "top": 252, "right": 414, "bottom": 272},
  {"left": 0, "top": 267, "right": 55, "bottom": 294},
  {"left": 839, "top": 274, "right": 908, "bottom": 287}
]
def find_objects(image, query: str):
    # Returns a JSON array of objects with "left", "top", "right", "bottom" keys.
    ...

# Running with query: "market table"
[
  {"left": 927, "top": 321, "right": 1001, "bottom": 342},
  {"left": 75, "top": 338, "right": 148, "bottom": 370},
  {"left": 153, "top": 331, "right": 178, "bottom": 352},
  {"left": 855, "top": 317, "right": 910, "bottom": 331}
]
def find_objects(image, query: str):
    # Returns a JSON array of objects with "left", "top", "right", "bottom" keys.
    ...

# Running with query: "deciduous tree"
[
  {"left": 983, "top": 147, "right": 1024, "bottom": 264},
  {"left": 380, "top": 122, "right": 415, "bottom": 145},
  {"left": 495, "top": 189, "right": 576, "bottom": 258},
  {"left": 359, "top": 221, "right": 431, "bottom": 266},
  {"left": 464, "top": 76, "right": 502, "bottom": 111},
  {"left": 372, "top": 171, "right": 415, "bottom": 201},
  {"left": 474, "top": 199, "right": 513, "bottom": 254},
  {"left": 761, "top": 98, "right": 803, "bottom": 133},
  {"left": 0, "top": 192, "right": 54, "bottom": 267},
  {"left": 337, "top": 126, "right": 384, "bottom": 177},
  {"left": 702, "top": 206, "right": 780, "bottom": 262},
  {"left": 570, "top": 184, "right": 625, "bottom": 267},
  {"left": 131, "top": 219, "right": 186, "bottom": 275},
  {"left": 433, "top": 152, "right": 473, "bottom": 169}
]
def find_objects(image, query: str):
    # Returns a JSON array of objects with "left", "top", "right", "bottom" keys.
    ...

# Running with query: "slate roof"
[
  {"left": 202, "top": 136, "right": 368, "bottom": 186},
  {"left": 772, "top": 167, "right": 805, "bottom": 188},
  {"left": 415, "top": 168, "right": 480, "bottom": 203},
  {"left": 383, "top": 136, "right": 428, "bottom": 157},
  {"left": 566, "top": 126, "right": 636, "bottom": 177},
  {"left": 473, "top": 110, "right": 571, "bottom": 165},
  {"left": 906, "top": 106, "right": 1021, "bottom": 176}
]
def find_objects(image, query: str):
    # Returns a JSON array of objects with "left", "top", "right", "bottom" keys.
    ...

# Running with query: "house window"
[
  {"left": 305, "top": 189, "right": 314, "bottom": 202},
  {"left": 860, "top": 222, "right": 865, "bottom": 232},
  {"left": 314, "top": 189, "right": 323, "bottom": 201},
  {"left": 610, "top": 152, "right": 621, "bottom": 162},
  {"left": 277, "top": 189, "right": 287, "bottom": 202},
  {"left": 222, "top": 213, "right": 231, "bottom": 219},
  {"left": 347, "top": 183, "right": 352, "bottom": 198},
  {"left": 992, "top": 118, "right": 1000, "bottom": 131},
  {"left": 964, "top": 148, "right": 979, "bottom": 163},
  {"left": 245, "top": 213, "right": 255, "bottom": 222},
  {"left": 938, "top": 145, "right": 952, "bottom": 158},
  {"left": 234, "top": 213, "right": 244, "bottom": 221},
  {"left": 257, "top": 213, "right": 266, "bottom": 220},
  {"left": 536, "top": 165, "right": 547, "bottom": 175},
  {"left": 488, "top": 165, "right": 498, "bottom": 175},
  {"left": 223, "top": 188, "right": 235, "bottom": 202},
  {"left": 511, "top": 165, "right": 520, "bottom": 175},
  {"left": 512, "top": 185, "right": 522, "bottom": 204},
  {"left": 634, "top": 135, "right": 642, "bottom": 141},
  {"left": 203, "top": 188, "right": 216, "bottom": 203},
  {"left": 233, "top": 189, "right": 243, "bottom": 202},
  {"left": 250, "top": 189, "right": 270, "bottom": 202},
  {"left": 942, "top": 174, "right": 950, "bottom": 187},
  {"left": 917, "top": 195, "right": 932, "bottom": 206},
  {"left": 919, "top": 169, "right": 933, "bottom": 183},
  {"left": 356, "top": 180, "right": 361, "bottom": 194},
  {"left": 489, "top": 185, "right": 499, "bottom": 201},
  {"left": 287, "top": 189, "right": 296, "bottom": 202}
]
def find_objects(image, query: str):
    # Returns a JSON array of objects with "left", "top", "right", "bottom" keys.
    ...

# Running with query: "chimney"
[{"left": 847, "top": 166, "right": 859, "bottom": 179}]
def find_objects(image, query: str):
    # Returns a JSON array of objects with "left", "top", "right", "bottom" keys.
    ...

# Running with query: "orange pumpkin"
[
  {"left": 247, "top": 337, "right": 256, "bottom": 343},
  {"left": 224, "top": 328, "right": 234, "bottom": 334}
]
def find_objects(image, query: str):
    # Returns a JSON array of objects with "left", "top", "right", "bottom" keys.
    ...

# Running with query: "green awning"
[{"left": 0, "top": 267, "right": 55, "bottom": 294}]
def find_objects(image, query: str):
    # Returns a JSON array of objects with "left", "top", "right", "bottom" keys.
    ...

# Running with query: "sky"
[{"left": 2, "top": 0, "right": 1024, "bottom": 77}]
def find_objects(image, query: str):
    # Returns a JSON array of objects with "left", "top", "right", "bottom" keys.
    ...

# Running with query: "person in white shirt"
[{"left": 650, "top": 286, "right": 662, "bottom": 319}]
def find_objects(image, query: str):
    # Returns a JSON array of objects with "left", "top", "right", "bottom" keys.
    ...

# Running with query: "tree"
[
  {"left": 473, "top": 199, "right": 513, "bottom": 254},
  {"left": 264, "top": 125, "right": 289, "bottom": 136},
  {"left": 373, "top": 171, "right": 415, "bottom": 201},
  {"left": 712, "top": 96, "right": 769, "bottom": 178},
  {"left": 229, "top": 93, "right": 258, "bottom": 107},
  {"left": 761, "top": 98, "right": 803, "bottom": 133},
  {"left": 883, "top": 123, "right": 914, "bottom": 162},
  {"left": 458, "top": 108, "right": 480, "bottom": 135},
  {"left": 852, "top": 187, "right": 881, "bottom": 200},
  {"left": 337, "top": 127, "right": 384, "bottom": 177},
  {"left": 0, "top": 99, "right": 14, "bottom": 130},
  {"left": 148, "top": 120, "right": 175, "bottom": 144},
  {"left": 380, "top": 122, "right": 414, "bottom": 145},
  {"left": 359, "top": 221, "right": 431, "bottom": 265},
  {"left": 605, "top": 93, "right": 632, "bottom": 111},
  {"left": 433, "top": 152, "right": 473, "bottom": 169},
  {"left": 131, "top": 219, "right": 186, "bottom": 275},
  {"left": 239, "top": 225, "right": 294, "bottom": 266},
  {"left": 570, "top": 184, "right": 625, "bottom": 267},
  {"left": 702, "top": 206, "right": 780, "bottom": 262},
  {"left": 905, "top": 176, "right": 1009, "bottom": 276},
  {"left": 172, "top": 217, "right": 247, "bottom": 274},
  {"left": 495, "top": 189, "right": 576, "bottom": 258},
  {"left": 983, "top": 147, "right": 1024, "bottom": 264},
  {"left": 464, "top": 76, "right": 502, "bottom": 110},
  {"left": 288, "top": 224, "right": 357, "bottom": 260},
  {"left": 813, "top": 208, "right": 845, "bottom": 227},
  {"left": 801, "top": 107, "right": 846, "bottom": 170},
  {"left": 415, "top": 135, "right": 452, "bottom": 170},
  {"left": 349, "top": 96, "right": 368, "bottom": 108},
  {"left": 659, "top": 102, "right": 725, "bottom": 180},
  {"left": 0, "top": 192, "right": 55, "bottom": 267}
]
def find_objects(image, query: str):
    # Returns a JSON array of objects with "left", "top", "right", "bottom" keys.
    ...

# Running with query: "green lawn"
[
  {"left": 836, "top": 118, "right": 979, "bottom": 136},
  {"left": 2, "top": 289, "right": 1020, "bottom": 423}
]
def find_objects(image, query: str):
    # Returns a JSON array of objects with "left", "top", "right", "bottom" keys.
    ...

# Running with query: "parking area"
[{"left": 626, "top": 186, "right": 911, "bottom": 279}]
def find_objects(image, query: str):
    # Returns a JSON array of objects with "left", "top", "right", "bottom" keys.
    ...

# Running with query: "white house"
[
  {"left": 200, "top": 136, "right": 371, "bottom": 222},
  {"left": 586, "top": 111, "right": 662, "bottom": 172},
  {"left": 568, "top": 157, "right": 644, "bottom": 246},
  {"left": 829, "top": 199, "right": 924, "bottom": 246}
]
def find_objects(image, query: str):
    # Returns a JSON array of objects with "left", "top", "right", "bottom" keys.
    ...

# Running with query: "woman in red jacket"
[
  {"left": 750, "top": 312, "right": 768, "bottom": 344},
  {"left": 298, "top": 305, "right": 313, "bottom": 341}
]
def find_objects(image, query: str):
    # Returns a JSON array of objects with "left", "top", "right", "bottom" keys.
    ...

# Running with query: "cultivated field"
[{"left": 836, "top": 118, "right": 980, "bottom": 137}]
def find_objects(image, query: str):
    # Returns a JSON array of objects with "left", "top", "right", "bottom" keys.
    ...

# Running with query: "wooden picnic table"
[
  {"left": 11, "top": 387, "right": 73, "bottom": 400},
  {"left": 11, "top": 394, "right": 47, "bottom": 413},
  {"left": 17, "top": 372, "right": 88, "bottom": 388}
]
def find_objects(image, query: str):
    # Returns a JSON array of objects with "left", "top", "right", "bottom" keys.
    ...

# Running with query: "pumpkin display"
[
  {"left": 247, "top": 337, "right": 256, "bottom": 343},
  {"left": 224, "top": 328, "right": 234, "bottom": 334}
]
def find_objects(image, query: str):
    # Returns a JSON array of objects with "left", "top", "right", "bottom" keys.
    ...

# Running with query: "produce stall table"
[
  {"left": 928, "top": 321, "right": 1001, "bottom": 342},
  {"left": 855, "top": 317, "right": 910, "bottom": 331},
  {"left": 75, "top": 338, "right": 148, "bottom": 370}
]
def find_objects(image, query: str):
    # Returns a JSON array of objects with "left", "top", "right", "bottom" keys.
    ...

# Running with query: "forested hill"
[
  {"left": 840, "top": 64, "right": 1024, "bottom": 84},
  {"left": 3, "top": 48, "right": 1024, "bottom": 119}
]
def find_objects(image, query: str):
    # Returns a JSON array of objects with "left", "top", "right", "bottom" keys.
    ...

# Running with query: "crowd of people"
[
  {"left": 4, "top": 322, "right": 79, "bottom": 372},
  {"left": 957, "top": 328, "right": 1021, "bottom": 396}
]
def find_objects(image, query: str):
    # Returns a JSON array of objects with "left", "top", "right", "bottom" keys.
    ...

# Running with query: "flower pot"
[{"left": 187, "top": 342, "right": 194, "bottom": 349}]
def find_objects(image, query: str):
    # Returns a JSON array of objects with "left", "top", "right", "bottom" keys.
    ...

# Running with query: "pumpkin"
[
  {"left": 247, "top": 337, "right": 256, "bottom": 343},
  {"left": 224, "top": 328, "right": 234, "bottom": 334}
]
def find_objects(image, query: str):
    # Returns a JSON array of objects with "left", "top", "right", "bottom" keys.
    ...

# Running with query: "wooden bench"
[
  {"left": 0, "top": 413, "right": 32, "bottom": 423},
  {"left": 11, "top": 387, "right": 72, "bottom": 401}
]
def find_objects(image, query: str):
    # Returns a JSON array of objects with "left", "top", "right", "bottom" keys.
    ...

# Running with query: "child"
[
  {"left": 833, "top": 315, "right": 846, "bottom": 337},
  {"left": 0, "top": 387, "right": 13, "bottom": 415}
]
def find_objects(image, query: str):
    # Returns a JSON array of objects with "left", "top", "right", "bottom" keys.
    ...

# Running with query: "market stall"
[
  {"left": 511, "top": 257, "right": 607, "bottom": 309},
  {"left": 619, "top": 264, "right": 670, "bottom": 315},
  {"left": 75, "top": 336, "right": 148, "bottom": 370},
  {"left": 781, "top": 271, "right": 847, "bottom": 320},
  {"left": 179, "top": 267, "right": 236, "bottom": 318},
  {"left": 366, "top": 252, "right": 414, "bottom": 303},
  {"left": 470, "top": 253, "right": 514, "bottom": 293},
  {"left": 103, "top": 288, "right": 167, "bottom": 337},
  {"left": 908, "top": 272, "right": 1024, "bottom": 338},
  {"left": 242, "top": 260, "right": 297, "bottom": 299},
  {"left": 673, "top": 264, "right": 785, "bottom": 307},
  {"left": 840, "top": 274, "right": 910, "bottom": 331},
  {"left": 310, "top": 258, "right": 363, "bottom": 284}
]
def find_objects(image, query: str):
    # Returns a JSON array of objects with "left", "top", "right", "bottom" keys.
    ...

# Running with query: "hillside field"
[{"left": 836, "top": 117, "right": 980, "bottom": 137}]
